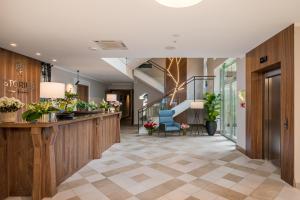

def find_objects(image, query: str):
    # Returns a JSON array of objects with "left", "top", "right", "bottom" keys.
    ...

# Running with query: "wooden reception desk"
[{"left": 0, "top": 113, "right": 121, "bottom": 200}]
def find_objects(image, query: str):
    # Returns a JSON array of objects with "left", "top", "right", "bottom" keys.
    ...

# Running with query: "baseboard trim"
[
  {"left": 295, "top": 182, "right": 300, "bottom": 189},
  {"left": 236, "top": 145, "right": 246, "bottom": 155}
]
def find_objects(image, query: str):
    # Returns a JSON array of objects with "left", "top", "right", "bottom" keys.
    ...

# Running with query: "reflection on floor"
[{"left": 7, "top": 126, "right": 300, "bottom": 200}]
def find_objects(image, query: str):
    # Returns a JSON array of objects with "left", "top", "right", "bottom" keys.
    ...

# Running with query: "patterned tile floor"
[{"left": 7, "top": 127, "right": 300, "bottom": 200}]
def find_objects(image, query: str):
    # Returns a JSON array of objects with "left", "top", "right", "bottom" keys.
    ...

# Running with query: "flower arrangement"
[
  {"left": 181, "top": 123, "right": 190, "bottom": 135},
  {"left": 181, "top": 123, "right": 190, "bottom": 130},
  {"left": 0, "top": 97, "right": 24, "bottom": 113},
  {"left": 22, "top": 101, "right": 59, "bottom": 122},
  {"left": 112, "top": 100, "right": 122, "bottom": 112},
  {"left": 55, "top": 91, "right": 78, "bottom": 113},
  {"left": 238, "top": 90, "right": 246, "bottom": 109},
  {"left": 144, "top": 121, "right": 158, "bottom": 135},
  {"left": 99, "top": 99, "right": 110, "bottom": 112},
  {"left": 88, "top": 101, "right": 98, "bottom": 111},
  {"left": 0, "top": 97, "right": 24, "bottom": 122},
  {"left": 76, "top": 100, "right": 89, "bottom": 111}
]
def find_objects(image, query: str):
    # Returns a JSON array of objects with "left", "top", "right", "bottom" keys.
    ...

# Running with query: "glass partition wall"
[{"left": 220, "top": 61, "right": 237, "bottom": 142}]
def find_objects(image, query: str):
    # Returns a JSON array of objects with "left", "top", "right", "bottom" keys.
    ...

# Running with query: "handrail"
[
  {"left": 137, "top": 75, "right": 215, "bottom": 112},
  {"left": 147, "top": 60, "right": 166, "bottom": 72},
  {"left": 137, "top": 75, "right": 215, "bottom": 132}
]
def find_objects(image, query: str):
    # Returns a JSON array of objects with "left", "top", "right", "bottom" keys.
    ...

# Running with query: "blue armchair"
[{"left": 159, "top": 110, "right": 181, "bottom": 136}]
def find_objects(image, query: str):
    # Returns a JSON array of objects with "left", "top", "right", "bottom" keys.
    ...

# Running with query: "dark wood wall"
[
  {"left": 246, "top": 25, "right": 294, "bottom": 185},
  {"left": 0, "top": 48, "right": 41, "bottom": 104},
  {"left": 165, "top": 58, "right": 187, "bottom": 122}
]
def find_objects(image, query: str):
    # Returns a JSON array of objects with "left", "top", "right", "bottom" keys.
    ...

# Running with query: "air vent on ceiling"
[{"left": 94, "top": 40, "right": 128, "bottom": 50}]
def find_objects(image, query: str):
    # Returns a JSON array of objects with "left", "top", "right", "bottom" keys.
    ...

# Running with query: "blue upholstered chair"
[{"left": 159, "top": 110, "right": 181, "bottom": 136}]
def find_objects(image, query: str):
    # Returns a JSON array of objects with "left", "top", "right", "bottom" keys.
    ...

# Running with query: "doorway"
[
  {"left": 106, "top": 89, "right": 134, "bottom": 126},
  {"left": 77, "top": 84, "right": 89, "bottom": 102},
  {"left": 221, "top": 61, "right": 237, "bottom": 141},
  {"left": 264, "top": 69, "right": 281, "bottom": 167}
]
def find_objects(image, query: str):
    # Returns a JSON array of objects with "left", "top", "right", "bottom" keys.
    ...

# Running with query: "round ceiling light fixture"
[{"left": 155, "top": 0, "right": 203, "bottom": 8}]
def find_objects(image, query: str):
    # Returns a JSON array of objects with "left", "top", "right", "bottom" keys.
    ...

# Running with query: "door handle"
[{"left": 284, "top": 118, "right": 288, "bottom": 130}]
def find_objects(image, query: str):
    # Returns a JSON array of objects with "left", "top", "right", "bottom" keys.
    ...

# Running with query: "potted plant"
[
  {"left": 144, "top": 121, "right": 158, "bottom": 136},
  {"left": 204, "top": 92, "right": 221, "bottom": 136},
  {"left": 88, "top": 101, "right": 98, "bottom": 111},
  {"left": 22, "top": 101, "right": 58, "bottom": 122},
  {"left": 112, "top": 100, "right": 122, "bottom": 112},
  {"left": 76, "top": 100, "right": 89, "bottom": 111},
  {"left": 54, "top": 92, "right": 78, "bottom": 119},
  {"left": 181, "top": 123, "right": 190, "bottom": 136},
  {"left": 0, "top": 97, "right": 24, "bottom": 122},
  {"left": 99, "top": 99, "right": 110, "bottom": 113}
]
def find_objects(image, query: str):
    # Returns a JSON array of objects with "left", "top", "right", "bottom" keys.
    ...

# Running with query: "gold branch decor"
[{"left": 166, "top": 58, "right": 185, "bottom": 106}]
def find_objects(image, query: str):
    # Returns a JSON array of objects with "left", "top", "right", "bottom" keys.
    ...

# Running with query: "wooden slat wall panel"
[
  {"left": 0, "top": 48, "right": 41, "bottom": 105},
  {"left": 0, "top": 113, "right": 121, "bottom": 199},
  {"left": 246, "top": 25, "right": 294, "bottom": 185},
  {"left": 54, "top": 120, "right": 94, "bottom": 184},
  {"left": 165, "top": 58, "right": 187, "bottom": 123},
  {"left": 0, "top": 128, "right": 8, "bottom": 200},
  {"left": 5, "top": 128, "right": 33, "bottom": 196}
]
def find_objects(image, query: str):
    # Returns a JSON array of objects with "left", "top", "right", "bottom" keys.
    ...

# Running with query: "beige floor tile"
[
  {"left": 250, "top": 178, "right": 284, "bottom": 200},
  {"left": 177, "top": 174, "right": 197, "bottom": 183},
  {"left": 223, "top": 173, "right": 243, "bottom": 183},
  {"left": 11, "top": 129, "right": 298, "bottom": 200}
]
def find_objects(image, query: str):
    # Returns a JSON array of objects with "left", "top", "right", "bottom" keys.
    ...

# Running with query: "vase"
[
  {"left": 0, "top": 112, "right": 17, "bottom": 123},
  {"left": 205, "top": 121, "right": 217, "bottom": 136},
  {"left": 182, "top": 129, "right": 187, "bottom": 136},
  {"left": 148, "top": 130, "right": 153, "bottom": 136}
]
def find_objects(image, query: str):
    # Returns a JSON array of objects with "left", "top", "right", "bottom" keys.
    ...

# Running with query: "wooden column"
[
  {"left": 31, "top": 127, "right": 43, "bottom": 200},
  {"left": 0, "top": 128, "right": 8, "bottom": 200},
  {"left": 246, "top": 25, "right": 294, "bottom": 185},
  {"left": 44, "top": 126, "right": 58, "bottom": 196}
]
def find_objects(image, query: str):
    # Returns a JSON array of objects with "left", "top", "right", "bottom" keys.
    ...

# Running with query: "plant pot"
[
  {"left": 147, "top": 130, "right": 153, "bottom": 136},
  {"left": 205, "top": 121, "right": 217, "bottom": 136},
  {"left": 56, "top": 112, "right": 74, "bottom": 120},
  {"left": 0, "top": 112, "right": 17, "bottom": 123}
]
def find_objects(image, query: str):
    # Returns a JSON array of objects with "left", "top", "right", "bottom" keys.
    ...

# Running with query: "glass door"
[{"left": 221, "top": 61, "right": 237, "bottom": 141}]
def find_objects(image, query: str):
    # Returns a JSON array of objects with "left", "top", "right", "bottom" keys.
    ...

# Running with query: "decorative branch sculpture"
[{"left": 166, "top": 58, "right": 186, "bottom": 106}]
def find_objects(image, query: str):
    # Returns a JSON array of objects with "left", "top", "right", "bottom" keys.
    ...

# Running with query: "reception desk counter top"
[{"left": 0, "top": 112, "right": 121, "bottom": 200}]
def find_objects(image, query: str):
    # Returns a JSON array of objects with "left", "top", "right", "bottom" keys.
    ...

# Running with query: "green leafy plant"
[
  {"left": 76, "top": 100, "right": 89, "bottom": 111},
  {"left": 22, "top": 101, "right": 58, "bottom": 122},
  {"left": 88, "top": 101, "right": 98, "bottom": 111},
  {"left": 55, "top": 92, "right": 78, "bottom": 112},
  {"left": 0, "top": 97, "right": 24, "bottom": 113},
  {"left": 203, "top": 92, "right": 221, "bottom": 122},
  {"left": 99, "top": 99, "right": 110, "bottom": 110}
]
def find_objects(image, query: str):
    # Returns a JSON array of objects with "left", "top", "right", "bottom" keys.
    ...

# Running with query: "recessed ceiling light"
[
  {"left": 156, "top": 0, "right": 203, "bottom": 8},
  {"left": 35, "top": 52, "right": 41, "bottom": 56},
  {"left": 10, "top": 43, "right": 17, "bottom": 47},
  {"left": 52, "top": 59, "right": 57, "bottom": 62},
  {"left": 165, "top": 46, "right": 176, "bottom": 50}
]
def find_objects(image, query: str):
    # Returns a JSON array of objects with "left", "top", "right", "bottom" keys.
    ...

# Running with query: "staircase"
[
  {"left": 134, "top": 60, "right": 165, "bottom": 94},
  {"left": 137, "top": 76, "right": 215, "bottom": 134}
]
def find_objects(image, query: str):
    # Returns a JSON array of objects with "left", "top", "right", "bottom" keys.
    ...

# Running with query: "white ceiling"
[{"left": 1, "top": 0, "right": 300, "bottom": 82}]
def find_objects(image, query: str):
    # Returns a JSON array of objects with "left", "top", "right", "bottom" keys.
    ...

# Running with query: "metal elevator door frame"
[{"left": 263, "top": 69, "right": 281, "bottom": 167}]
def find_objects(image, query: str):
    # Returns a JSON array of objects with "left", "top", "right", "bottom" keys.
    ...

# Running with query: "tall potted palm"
[{"left": 204, "top": 92, "right": 221, "bottom": 136}]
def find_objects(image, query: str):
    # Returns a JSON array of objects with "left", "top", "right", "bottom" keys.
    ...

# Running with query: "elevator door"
[{"left": 264, "top": 72, "right": 281, "bottom": 167}]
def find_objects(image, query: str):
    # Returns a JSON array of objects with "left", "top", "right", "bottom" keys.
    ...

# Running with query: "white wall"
[
  {"left": 134, "top": 79, "right": 163, "bottom": 124},
  {"left": 294, "top": 25, "right": 300, "bottom": 187},
  {"left": 106, "top": 83, "right": 133, "bottom": 90},
  {"left": 51, "top": 66, "right": 106, "bottom": 103},
  {"left": 187, "top": 58, "right": 204, "bottom": 100},
  {"left": 236, "top": 58, "right": 246, "bottom": 149}
]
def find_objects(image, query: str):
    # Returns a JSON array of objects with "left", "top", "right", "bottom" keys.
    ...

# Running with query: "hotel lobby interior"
[{"left": 1, "top": 0, "right": 300, "bottom": 200}]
